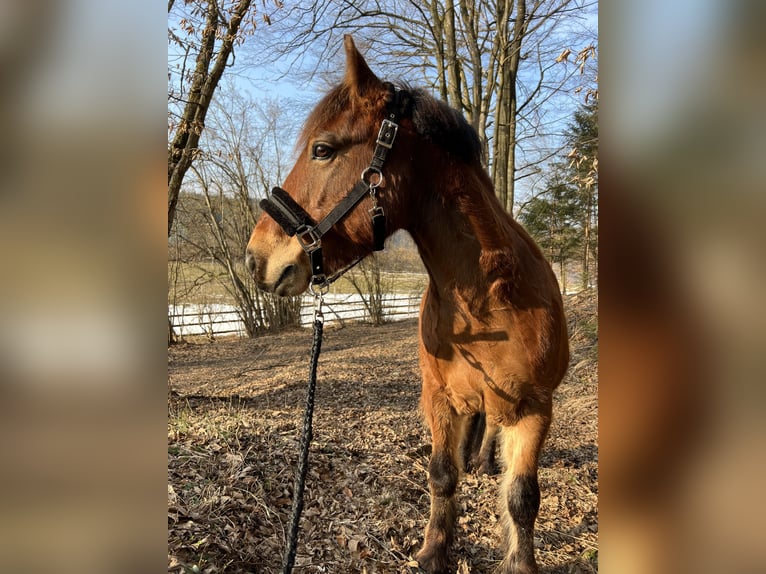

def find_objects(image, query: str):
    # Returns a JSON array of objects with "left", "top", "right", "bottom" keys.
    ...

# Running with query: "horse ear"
[{"left": 343, "top": 35, "right": 382, "bottom": 98}]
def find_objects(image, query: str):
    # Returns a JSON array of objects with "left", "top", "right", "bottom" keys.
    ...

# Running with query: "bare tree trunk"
[
  {"left": 443, "top": 0, "right": 463, "bottom": 109},
  {"left": 427, "top": 1, "right": 449, "bottom": 101},
  {"left": 167, "top": 0, "right": 254, "bottom": 237},
  {"left": 492, "top": 0, "right": 527, "bottom": 213},
  {"left": 560, "top": 258, "right": 567, "bottom": 294},
  {"left": 582, "top": 187, "right": 592, "bottom": 289},
  {"left": 458, "top": 0, "right": 488, "bottom": 163}
]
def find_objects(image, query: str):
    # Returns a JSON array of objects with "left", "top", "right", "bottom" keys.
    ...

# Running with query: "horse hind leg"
[
  {"left": 476, "top": 418, "right": 500, "bottom": 475},
  {"left": 464, "top": 414, "right": 500, "bottom": 475},
  {"left": 416, "top": 397, "right": 468, "bottom": 574},
  {"left": 462, "top": 413, "right": 485, "bottom": 471},
  {"left": 497, "top": 406, "right": 551, "bottom": 574}
]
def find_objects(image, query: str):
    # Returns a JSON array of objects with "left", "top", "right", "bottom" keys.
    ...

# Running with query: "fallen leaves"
[{"left": 168, "top": 291, "right": 598, "bottom": 573}]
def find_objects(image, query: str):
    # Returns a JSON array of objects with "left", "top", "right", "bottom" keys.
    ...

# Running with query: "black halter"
[{"left": 259, "top": 84, "right": 412, "bottom": 288}]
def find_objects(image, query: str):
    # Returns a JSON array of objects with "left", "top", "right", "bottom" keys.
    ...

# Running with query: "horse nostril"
[
  {"left": 245, "top": 251, "right": 256, "bottom": 275},
  {"left": 276, "top": 264, "right": 296, "bottom": 289}
]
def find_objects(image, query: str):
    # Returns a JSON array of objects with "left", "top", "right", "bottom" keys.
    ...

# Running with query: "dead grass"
[{"left": 168, "top": 290, "right": 598, "bottom": 573}]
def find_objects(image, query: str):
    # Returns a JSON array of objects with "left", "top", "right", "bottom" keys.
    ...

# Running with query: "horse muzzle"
[{"left": 245, "top": 244, "right": 311, "bottom": 297}]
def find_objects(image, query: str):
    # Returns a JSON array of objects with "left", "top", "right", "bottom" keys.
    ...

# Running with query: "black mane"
[{"left": 407, "top": 86, "right": 483, "bottom": 165}]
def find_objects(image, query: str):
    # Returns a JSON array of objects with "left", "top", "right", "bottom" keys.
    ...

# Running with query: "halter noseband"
[{"left": 259, "top": 84, "right": 412, "bottom": 288}]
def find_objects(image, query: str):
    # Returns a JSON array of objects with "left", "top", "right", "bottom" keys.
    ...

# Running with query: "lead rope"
[{"left": 281, "top": 287, "right": 326, "bottom": 574}]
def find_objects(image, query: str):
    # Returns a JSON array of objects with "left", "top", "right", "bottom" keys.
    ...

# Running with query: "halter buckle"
[
  {"left": 376, "top": 119, "right": 399, "bottom": 149},
  {"left": 296, "top": 225, "right": 321, "bottom": 252}
]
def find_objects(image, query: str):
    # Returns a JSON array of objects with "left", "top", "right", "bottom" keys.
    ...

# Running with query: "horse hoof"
[
  {"left": 496, "top": 558, "right": 539, "bottom": 574},
  {"left": 414, "top": 548, "right": 450, "bottom": 574},
  {"left": 478, "top": 462, "right": 500, "bottom": 476}
]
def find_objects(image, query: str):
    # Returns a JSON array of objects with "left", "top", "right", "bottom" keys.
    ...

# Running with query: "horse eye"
[{"left": 311, "top": 143, "right": 334, "bottom": 160}]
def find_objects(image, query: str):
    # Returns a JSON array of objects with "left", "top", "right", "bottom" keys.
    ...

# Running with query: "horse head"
[{"left": 246, "top": 35, "right": 415, "bottom": 296}]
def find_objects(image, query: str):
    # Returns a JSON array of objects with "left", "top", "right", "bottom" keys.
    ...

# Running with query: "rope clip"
[{"left": 309, "top": 282, "right": 328, "bottom": 323}]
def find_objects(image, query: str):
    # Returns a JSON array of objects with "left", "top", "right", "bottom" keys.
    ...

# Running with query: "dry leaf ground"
[{"left": 168, "top": 290, "right": 598, "bottom": 573}]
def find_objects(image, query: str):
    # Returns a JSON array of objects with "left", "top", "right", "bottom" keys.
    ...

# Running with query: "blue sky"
[{"left": 169, "top": 1, "right": 598, "bottom": 208}]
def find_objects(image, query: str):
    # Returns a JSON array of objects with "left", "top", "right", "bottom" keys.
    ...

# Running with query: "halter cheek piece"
[{"left": 259, "top": 84, "right": 412, "bottom": 288}]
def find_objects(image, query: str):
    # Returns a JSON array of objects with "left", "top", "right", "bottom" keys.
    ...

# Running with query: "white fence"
[{"left": 169, "top": 293, "right": 423, "bottom": 338}]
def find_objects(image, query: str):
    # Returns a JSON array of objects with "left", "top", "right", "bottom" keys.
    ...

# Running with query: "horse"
[
  {"left": 246, "top": 35, "right": 569, "bottom": 574},
  {"left": 463, "top": 412, "right": 501, "bottom": 476}
]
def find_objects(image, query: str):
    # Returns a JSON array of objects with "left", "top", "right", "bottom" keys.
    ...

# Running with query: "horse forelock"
[
  {"left": 297, "top": 83, "right": 389, "bottom": 153},
  {"left": 297, "top": 85, "right": 351, "bottom": 152}
]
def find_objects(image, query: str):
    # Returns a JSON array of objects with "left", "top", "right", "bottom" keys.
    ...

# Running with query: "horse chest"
[{"left": 420, "top": 318, "right": 532, "bottom": 414}]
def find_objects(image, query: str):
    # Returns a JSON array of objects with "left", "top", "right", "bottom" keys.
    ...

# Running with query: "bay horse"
[{"left": 246, "top": 36, "right": 569, "bottom": 574}]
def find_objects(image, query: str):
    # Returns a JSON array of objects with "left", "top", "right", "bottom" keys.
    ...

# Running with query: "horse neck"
[{"left": 406, "top": 162, "right": 515, "bottom": 299}]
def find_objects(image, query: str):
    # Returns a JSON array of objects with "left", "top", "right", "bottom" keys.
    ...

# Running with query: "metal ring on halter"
[
  {"left": 309, "top": 281, "right": 330, "bottom": 297},
  {"left": 361, "top": 167, "right": 383, "bottom": 188}
]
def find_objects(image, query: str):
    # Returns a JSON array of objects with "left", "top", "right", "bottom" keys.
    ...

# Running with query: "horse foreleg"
[
  {"left": 416, "top": 392, "right": 466, "bottom": 574},
  {"left": 497, "top": 408, "right": 551, "bottom": 574}
]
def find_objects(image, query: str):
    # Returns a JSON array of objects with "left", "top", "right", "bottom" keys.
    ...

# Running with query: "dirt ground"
[{"left": 168, "top": 290, "right": 598, "bottom": 573}]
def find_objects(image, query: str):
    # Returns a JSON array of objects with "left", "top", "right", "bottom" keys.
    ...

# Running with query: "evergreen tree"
[
  {"left": 519, "top": 170, "right": 581, "bottom": 293},
  {"left": 518, "top": 102, "right": 598, "bottom": 292},
  {"left": 565, "top": 101, "right": 598, "bottom": 289}
]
